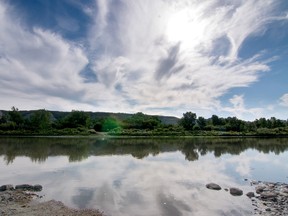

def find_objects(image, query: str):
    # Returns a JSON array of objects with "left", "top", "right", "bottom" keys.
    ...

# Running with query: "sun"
[{"left": 166, "top": 8, "right": 206, "bottom": 48}]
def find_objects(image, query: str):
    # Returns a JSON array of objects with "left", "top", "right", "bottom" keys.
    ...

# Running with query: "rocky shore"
[
  {"left": 206, "top": 180, "right": 288, "bottom": 215},
  {"left": 0, "top": 184, "right": 104, "bottom": 216},
  {"left": 251, "top": 181, "right": 288, "bottom": 216}
]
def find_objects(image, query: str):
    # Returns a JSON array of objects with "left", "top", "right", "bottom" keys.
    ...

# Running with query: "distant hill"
[{"left": 0, "top": 110, "right": 180, "bottom": 125}]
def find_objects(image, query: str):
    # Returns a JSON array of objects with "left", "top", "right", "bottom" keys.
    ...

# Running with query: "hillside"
[{"left": 0, "top": 110, "right": 179, "bottom": 125}]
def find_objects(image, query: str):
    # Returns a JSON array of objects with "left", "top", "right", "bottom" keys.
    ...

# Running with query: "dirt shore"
[{"left": 0, "top": 190, "right": 104, "bottom": 216}]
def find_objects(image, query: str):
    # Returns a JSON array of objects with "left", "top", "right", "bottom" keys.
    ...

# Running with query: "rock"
[
  {"left": 15, "top": 184, "right": 34, "bottom": 191},
  {"left": 256, "top": 185, "right": 266, "bottom": 194},
  {"left": 229, "top": 187, "right": 243, "bottom": 196},
  {"left": 33, "top": 185, "right": 43, "bottom": 192},
  {"left": 246, "top": 192, "right": 255, "bottom": 198},
  {"left": 0, "top": 185, "right": 14, "bottom": 191},
  {"left": 206, "top": 183, "right": 221, "bottom": 190},
  {"left": 261, "top": 192, "right": 278, "bottom": 199},
  {"left": 16, "top": 184, "right": 43, "bottom": 192}
]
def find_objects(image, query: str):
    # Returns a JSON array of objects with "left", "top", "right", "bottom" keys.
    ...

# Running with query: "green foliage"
[
  {"left": 0, "top": 107, "right": 287, "bottom": 137},
  {"left": 124, "top": 112, "right": 161, "bottom": 130},
  {"left": 8, "top": 107, "right": 24, "bottom": 127},
  {"left": 102, "top": 117, "right": 121, "bottom": 132},
  {"left": 197, "top": 116, "right": 206, "bottom": 130},
  {"left": 179, "top": 112, "right": 197, "bottom": 130},
  {"left": 28, "top": 109, "right": 52, "bottom": 130},
  {"left": 58, "top": 110, "right": 90, "bottom": 129}
]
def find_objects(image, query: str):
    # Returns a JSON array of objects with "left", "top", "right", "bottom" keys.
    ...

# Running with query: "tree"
[
  {"left": 8, "top": 107, "right": 24, "bottom": 127},
  {"left": 255, "top": 118, "right": 267, "bottom": 128},
  {"left": 197, "top": 116, "right": 206, "bottom": 130},
  {"left": 211, "top": 115, "right": 225, "bottom": 126},
  {"left": 179, "top": 112, "right": 197, "bottom": 130},
  {"left": 102, "top": 117, "right": 121, "bottom": 132},
  {"left": 59, "top": 110, "right": 90, "bottom": 128},
  {"left": 225, "top": 117, "right": 243, "bottom": 132},
  {"left": 124, "top": 112, "right": 161, "bottom": 130},
  {"left": 0, "top": 112, "right": 8, "bottom": 124},
  {"left": 29, "top": 109, "right": 52, "bottom": 130}
]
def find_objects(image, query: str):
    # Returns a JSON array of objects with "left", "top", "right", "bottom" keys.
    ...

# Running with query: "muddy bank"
[{"left": 0, "top": 190, "right": 104, "bottom": 216}]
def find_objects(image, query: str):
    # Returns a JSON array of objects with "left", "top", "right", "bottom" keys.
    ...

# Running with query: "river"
[{"left": 0, "top": 137, "right": 288, "bottom": 215}]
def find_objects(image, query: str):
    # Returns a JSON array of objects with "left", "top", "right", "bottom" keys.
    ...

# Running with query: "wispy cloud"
[
  {"left": 87, "top": 0, "right": 282, "bottom": 115},
  {"left": 221, "top": 95, "right": 263, "bottom": 120},
  {"left": 280, "top": 93, "right": 288, "bottom": 107},
  {"left": 0, "top": 0, "right": 286, "bottom": 118}
]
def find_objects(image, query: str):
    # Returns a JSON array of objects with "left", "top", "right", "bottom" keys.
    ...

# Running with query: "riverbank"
[
  {"left": 0, "top": 190, "right": 104, "bottom": 216},
  {"left": 251, "top": 181, "right": 288, "bottom": 215},
  {"left": 206, "top": 180, "right": 288, "bottom": 215}
]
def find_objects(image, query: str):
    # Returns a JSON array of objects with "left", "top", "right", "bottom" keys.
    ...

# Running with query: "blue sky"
[{"left": 0, "top": 0, "right": 287, "bottom": 120}]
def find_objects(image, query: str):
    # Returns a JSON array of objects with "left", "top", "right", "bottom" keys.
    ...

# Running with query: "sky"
[{"left": 0, "top": 0, "right": 287, "bottom": 120}]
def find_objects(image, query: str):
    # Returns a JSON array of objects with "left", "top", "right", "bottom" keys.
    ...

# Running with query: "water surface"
[{"left": 1, "top": 137, "right": 288, "bottom": 216}]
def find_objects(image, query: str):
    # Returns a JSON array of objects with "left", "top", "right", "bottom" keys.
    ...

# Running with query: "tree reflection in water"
[{"left": 0, "top": 137, "right": 288, "bottom": 164}]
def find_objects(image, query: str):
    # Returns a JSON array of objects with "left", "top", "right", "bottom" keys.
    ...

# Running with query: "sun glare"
[{"left": 166, "top": 9, "right": 206, "bottom": 48}]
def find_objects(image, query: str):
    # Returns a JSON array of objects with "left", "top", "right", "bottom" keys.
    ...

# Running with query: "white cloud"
[
  {"left": 87, "top": 0, "right": 280, "bottom": 116},
  {"left": 280, "top": 93, "right": 288, "bottom": 107},
  {"left": 0, "top": 0, "right": 286, "bottom": 118},
  {"left": 0, "top": 2, "right": 91, "bottom": 110},
  {"left": 221, "top": 95, "right": 263, "bottom": 120}
]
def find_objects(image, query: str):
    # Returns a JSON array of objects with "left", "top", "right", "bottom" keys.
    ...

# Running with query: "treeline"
[
  {"left": 0, "top": 107, "right": 169, "bottom": 135},
  {"left": 178, "top": 112, "right": 288, "bottom": 136},
  {"left": 0, "top": 107, "right": 287, "bottom": 136}
]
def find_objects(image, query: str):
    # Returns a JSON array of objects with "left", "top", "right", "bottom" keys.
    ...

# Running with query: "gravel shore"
[
  {"left": 251, "top": 181, "right": 288, "bottom": 216},
  {"left": 0, "top": 190, "right": 104, "bottom": 216}
]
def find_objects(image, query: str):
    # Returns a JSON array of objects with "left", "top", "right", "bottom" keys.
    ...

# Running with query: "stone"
[
  {"left": 229, "top": 187, "right": 243, "bottom": 196},
  {"left": 206, "top": 183, "right": 221, "bottom": 190},
  {"left": 15, "top": 184, "right": 34, "bottom": 191},
  {"left": 256, "top": 186, "right": 266, "bottom": 194},
  {"left": 246, "top": 192, "right": 255, "bottom": 198},
  {"left": 261, "top": 192, "right": 278, "bottom": 199},
  {"left": 265, "top": 208, "right": 271, "bottom": 211},
  {"left": 0, "top": 185, "right": 14, "bottom": 191},
  {"left": 33, "top": 185, "right": 43, "bottom": 192}
]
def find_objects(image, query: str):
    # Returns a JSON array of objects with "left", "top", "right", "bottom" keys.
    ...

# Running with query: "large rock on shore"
[
  {"left": 0, "top": 184, "right": 43, "bottom": 192},
  {"left": 0, "top": 185, "right": 14, "bottom": 192},
  {"left": 229, "top": 187, "right": 243, "bottom": 196},
  {"left": 15, "top": 184, "right": 43, "bottom": 191},
  {"left": 206, "top": 183, "right": 221, "bottom": 190}
]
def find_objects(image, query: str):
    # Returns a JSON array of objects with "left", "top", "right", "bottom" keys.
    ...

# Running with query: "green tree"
[
  {"left": 124, "top": 112, "right": 161, "bottom": 130},
  {"left": 255, "top": 118, "right": 267, "bottom": 128},
  {"left": 8, "top": 107, "right": 24, "bottom": 127},
  {"left": 179, "top": 112, "right": 197, "bottom": 130},
  {"left": 102, "top": 117, "right": 121, "bottom": 132},
  {"left": 59, "top": 110, "right": 90, "bottom": 128},
  {"left": 0, "top": 112, "right": 8, "bottom": 124},
  {"left": 29, "top": 109, "right": 52, "bottom": 130},
  {"left": 197, "top": 116, "right": 206, "bottom": 130},
  {"left": 225, "top": 117, "right": 243, "bottom": 132},
  {"left": 211, "top": 115, "right": 225, "bottom": 126}
]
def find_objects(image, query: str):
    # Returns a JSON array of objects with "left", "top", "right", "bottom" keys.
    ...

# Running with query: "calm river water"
[{"left": 0, "top": 137, "right": 288, "bottom": 216}]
